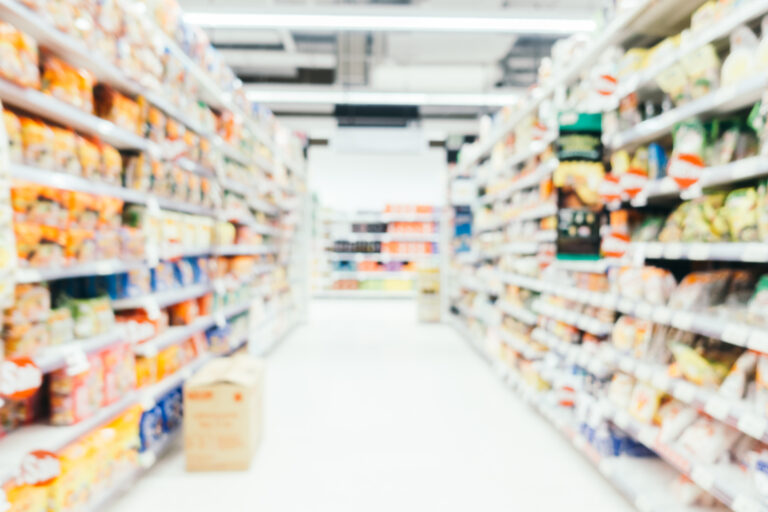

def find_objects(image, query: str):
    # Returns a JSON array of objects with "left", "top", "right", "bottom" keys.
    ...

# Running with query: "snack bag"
[
  {"left": 723, "top": 187, "right": 759, "bottom": 241},
  {"left": 668, "top": 120, "right": 706, "bottom": 189},
  {"left": 722, "top": 26, "right": 759, "bottom": 88},
  {"left": 20, "top": 117, "right": 54, "bottom": 169}
]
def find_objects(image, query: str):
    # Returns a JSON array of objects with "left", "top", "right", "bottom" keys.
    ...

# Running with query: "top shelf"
[{"left": 455, "top": 0, "right": 704, "bottom": 173}]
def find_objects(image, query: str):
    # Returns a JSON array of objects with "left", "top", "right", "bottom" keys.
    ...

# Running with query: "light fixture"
[
  {"left": 184, "top": 12, "right": 595, "bottom": 34},
  {"left": 245, "top": 89, "right": 517, "bottom": 107}
]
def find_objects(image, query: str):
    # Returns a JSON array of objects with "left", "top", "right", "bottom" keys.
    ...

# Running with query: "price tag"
[
  {"left": 138, "top": 450, "right": 157, "bottom": 469},
  {"left": 688, "top": 243, "right": 710, "bottom": 260},
  {"left": 672, "top": 312, "right": 693, "bottom": 331},
  {"left": 0, "top": 359, "right": 43, "bottom": 400},
  {"left": 704, "top": 396, "right": 730, "bottom": 420},
  {"left": 663, "top": 243, "right": 684, "bottom": 259},
  {"left": 732, "top": 494, "right": 762, "bottom": 512},
  {"left": 619, "top": 357, "right": 635, "bottom": 373},
  {"left": 690, "top": 466, "right": 715, "bottom": 492},
  {"left": 601, "top": 294, "right": 617, "bottom": 310},
  {"left": 674, "top": 381, "right": 697, "bottom": 403},
  {"left": 143, "top": 297, "right": 161, "bottom": 320},
  {"left": 140, "top": 394, "right": 156, "bottom": 411},
  {"left": 635, "top": 303, "right": 653, "bottom": 320},
  {"left": 742, "top": 244, "right": 768, "bottom": 262},
  {"left": 747, "top": 330, "right": 768, "bottom": 354},
  {"left": 737, "top": 413, "right": 768, "bottom": 440},
  {"left": 652, "top": 306, "right": 673, "bottom": 325},
  {"left": 722, "top": 324, "right": 750, "bottom": 347},
  {"left": 635, "top": 364, "right": 652, "bottom": 382},
  {"left": 618, "top": 298, "right": 635, "bottom": 314},
  {"left": 651, "top": 372, "right": 671, "bottom": 391},
  {"left": 634, "top": 496, "right": 653, "bottom": 512},
  {"left": 645, "top": 243, "right": 663, "bottom": 259},
  {"left": 639, "top": 426, "right": 657, "bottom": 447},
  {"left": 16, "top": 451, "right": 61, "bottom": 486},
  {"left": 146, "top": 197, "right": 161, "bottom": 215},
  {"left": 613, "top": 410, "right": 630, "bottom": 429}
]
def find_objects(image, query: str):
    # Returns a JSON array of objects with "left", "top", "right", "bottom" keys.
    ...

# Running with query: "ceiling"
[{"left": 180, "top": 0, "right": 603, "bottom": 133}]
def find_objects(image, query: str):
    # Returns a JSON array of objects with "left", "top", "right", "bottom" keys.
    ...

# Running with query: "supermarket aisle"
[{"left": 108, "top": 300, "right": 632, "bottom": 512}]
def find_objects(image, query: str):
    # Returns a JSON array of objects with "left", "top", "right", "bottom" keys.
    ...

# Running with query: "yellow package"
[{"left": 628, "top": 382, "right": 663, "bottom": 424}]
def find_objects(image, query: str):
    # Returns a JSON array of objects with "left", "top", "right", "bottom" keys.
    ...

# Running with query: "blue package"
[
  {"left": 139, "top": 405, "right": 165, "bottom": 451},
  {"left": 161, "top": 388, "right": 184, "bottom": 433},
  {"left": 648, "top": 143, "right": 668, "bottom": 180}
]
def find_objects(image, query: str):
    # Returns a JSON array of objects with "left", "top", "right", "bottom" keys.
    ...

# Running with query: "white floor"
[{"left": 108, "top": 299, "right": 633, "bottom": 512}]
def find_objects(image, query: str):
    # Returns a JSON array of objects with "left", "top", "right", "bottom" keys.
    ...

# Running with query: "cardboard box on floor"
[{"left": 184, "top": 354, "right": 265, "bottom": 471}]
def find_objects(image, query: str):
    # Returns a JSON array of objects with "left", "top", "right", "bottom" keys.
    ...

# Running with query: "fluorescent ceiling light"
[
  {"left": 184, "top": 12, "right": 595, "bottom": 34},
  {"left": 245, "top": 89, "right": 516, "bottom": 107}
]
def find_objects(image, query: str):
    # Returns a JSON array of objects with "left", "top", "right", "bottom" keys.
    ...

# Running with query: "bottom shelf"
[
  {"left": 313, "top": 290, "right": 416, "bottom": 299},
  {"left": 450, "top": 319, "right": 719, "bottom": 512}
]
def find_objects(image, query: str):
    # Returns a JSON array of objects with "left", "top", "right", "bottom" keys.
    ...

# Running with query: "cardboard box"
[{"left": 184, "top": 354, "right": 265, "bottom": 471}]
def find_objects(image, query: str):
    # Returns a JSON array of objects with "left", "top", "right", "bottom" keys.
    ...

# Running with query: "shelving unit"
[
  {"left": 448, "top": 1, "right": 768, "bottom": 510},
  {"left": 0, "top": 0, "right": 309, "bottom": 507},
  {"left": 313, "top": 207, "right": 442, "bottom": 298}
]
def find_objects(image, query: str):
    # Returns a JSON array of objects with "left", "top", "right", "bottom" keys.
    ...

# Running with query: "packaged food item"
[
  {"left": 49, "top": 354, "right": 104, "bottom": 425},
  {"left": 47, "top": 307, "right": 74, "bottom": 346},
  {"left": 93, "top": 84, "right": 141, "bottom": 134},
  {"left": 0, "top": 22, "right": 39, "bottom": 88},
  {"left": 628, "top": 381, "right": 662, "bottom": 424},
  {"left": 667, "top": 270, "right": 731, "bottom": 311},
  {"left": 670, "top": 342, "right": 733, "bottom": 387},
  {"left": 99, "top": 142, "right": 122, "bottom": 184},
  {"left": 51, "top": 126, "right": 81, "bottom": 175},
  {"left": 722, "top": 26, "right": 759, "bottom": 88},
  {"left": 720, "top": 350, "right": 758, "bottom": 399},
  {"left": 3, "top": 321, "right": 48, "bottom": 358},
  {"left": 20, "top": 117, "right": 54, "bottom": 169},
  {"left": 748, "top": 275, "right": 768, "bottom": 327},
  {"left": 657, "top": 400, "right": 698, "bottom": 443},
  {"left": 677, "top": 416, "right": 740, "bottom": 464},
  {"left": 5, "top": 283, "right": 50, "bottom": 324},
  {"left": 41, "top": 54, "right": 94, "bottom": 112},
  {"left": 668, "top": 120, "right": 706, "bottom": 189},
  {"left": 77, "top": 136, "right": 101, "bottom": 179},
  {"left": 723, "top": 187, "right": 759, "bottom": 241},
  {"left": 4, "top": 109, "right": 22, "bottom": 163}
]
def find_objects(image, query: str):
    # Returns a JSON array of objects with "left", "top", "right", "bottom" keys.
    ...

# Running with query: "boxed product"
[{"left": 184, "top": 355, "right": 265, "bottom": 471}]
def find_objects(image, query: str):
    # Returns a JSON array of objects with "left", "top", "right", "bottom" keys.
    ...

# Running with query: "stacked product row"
[
  {"left": 0, "top": 0, "right": 307, "bottom": 510},
  {"left": 313, "top": 205, "right": 440, "bottom": 296},
  {"left": 451, "top": 1, "right": 768, "bottom": 511}
]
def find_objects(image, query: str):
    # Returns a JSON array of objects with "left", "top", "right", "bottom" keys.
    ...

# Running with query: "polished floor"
[{"left": 108, "top": 299, "right": 632, "bottom": 512}]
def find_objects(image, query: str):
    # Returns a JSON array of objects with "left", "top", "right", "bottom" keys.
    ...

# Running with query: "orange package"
[
  {"left": 93, "top": 84, "right": 141, "bottom": 134},
  {"left": 67, "top": 191, "right": 99, "bottom": 230},
  {"left": 4, "top": 109, "right": 22, "bottom": 163},
  {"left": 64, "top": 228, "right": 96, "bottom": 263},
  {"left": 41, "top": 54, "right": 94, "bottom": 112},
  {"left": 0, "top": 22, "right": 39, "bottom": 89},
  {"left": 98, "top": 196, "right": 124, "bottom": 229},
  {"left": 99, "top": 142, "right": 122, "bottom": 184},
  {"left": 20, "top": 117, "right": 54, "bottom": 169},
  {"left": 169, "top": 300, "right": 199, "bottom": 326},
  {"left": 76, "top": 135, "right": 101, "bottom": 179},
  {"left": 135, "top": 353, "right": 158, "bottom": 388},
  {"left": 51, "top": 126, "right": 81, "bottom": 175}
]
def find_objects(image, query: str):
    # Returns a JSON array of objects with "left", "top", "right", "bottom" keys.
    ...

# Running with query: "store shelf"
[
  {"left": 631, "top": 242, "right": 768, "bottom": 263},
  {"left": 33, "top": 328, "right": 126, "bottom": 373},
  {"left": 454, "top": 320, "right": 717, "bottom": 512},
  {"left": 249, "top": 197, "right": 280, "bottom": 216},
  {"left": 134, "top": 316, "right": 216, "bottom": 357},
  {"left": 212, "top": 244, "right": 279, "bottom": 256},
  {"left": 602, "top": 400, "right": 768, "bottom": 512},
  {"left": 598, "top": 343, "right": 768, "bottom": 445},
  {"left": 0, "top": 0, "right": 214, "bottom": 139},
  {"left": 454, "top": 0, "right": 663, "bottom": 173},
  {"left": 328, "top": 232, "right": 440, "bottom": 242},
  {"left": 111, "top": 283, "right": 212, "bottom": 311},
  {"left": 0, "top": 78, "right": 151, "bottom": 152},
  {"left": 138, "top": 353, "right": 215, "bottom": 406},
  {"left": 10, "top": 164, "right": 216, "bottom": 216},
  {"left": 496, "top": 301, "right": 537, "bottom": 325},
  {"left": 325, "top": 252, "right": 439, "bottom": 262},
  {"left": 498, "top": 329, "right": 544, "bottom": 360},
  {"left": 313, "top": 290, "right": 416, "bottom": 299},
  {"left": 531, "top": 300, "right": 613, "bottom": 337},
  {"left": 16, "top": 259, "right": 146, "bottom": 283},
  {"left": 615, "top": 0, "right": 768, "bottom": 99},
  {"left": 551, "top": 258, "right": 613, "bottom": 274},
  {"left": 480, "top": 156, "right": 558, "bottom": 206},
  {"left": 0, "top": 393, "right": 139, "bottom": 484},
  {"left": 329, "top": 271, "right": 417, "bottom": 280},
  {"left": 476, "top": 203, "right": 556, "bottom": 233},
  {"left": 607, "top": 73, "right": 768, "bottom": 151},
  {"left": 323, "top": 213, "right": 440, "bottom": 223}
]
